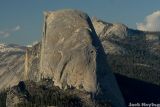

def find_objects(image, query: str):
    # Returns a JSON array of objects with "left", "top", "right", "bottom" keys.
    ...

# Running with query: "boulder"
[{"left": 40, "top": 9, "right": 125, "bottom": 107}]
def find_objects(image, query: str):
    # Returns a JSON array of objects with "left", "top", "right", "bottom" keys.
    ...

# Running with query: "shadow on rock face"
[{"left": 86, "top": 16, "right": 126, "bottom": 107}]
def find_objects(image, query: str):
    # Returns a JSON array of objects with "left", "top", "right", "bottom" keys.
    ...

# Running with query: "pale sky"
[{"left": 0, "top": 0, "right": 160, "bottom": 45}]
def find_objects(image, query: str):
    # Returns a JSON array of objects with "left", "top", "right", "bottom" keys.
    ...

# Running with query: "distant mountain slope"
[
  {"left": 0, "top": 44, "right": 26, "bottom": 90},
  {"left": 0, "top": 44, "right": 25, "bottom": 53},
  {"left": 92, "top": 18, "right": 160, "bottom": 85}
]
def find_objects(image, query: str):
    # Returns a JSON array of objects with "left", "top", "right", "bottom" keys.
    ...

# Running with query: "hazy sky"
[{"left": 0, "top": 0, "right": 160, "bottom": 45}]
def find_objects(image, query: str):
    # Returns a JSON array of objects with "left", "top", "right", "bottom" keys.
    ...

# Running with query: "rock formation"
[
  {"left": 40, "top": 9, "right": 125, "bottom": 107},
  {"left": 24, "top": 42, "right": 41, "bottom": 81}
]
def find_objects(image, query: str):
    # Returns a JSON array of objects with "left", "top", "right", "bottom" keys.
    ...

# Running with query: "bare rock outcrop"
[
  {"left": 40, "top": 9, "right": 125, "bottom": 107},
  {"left": 24, "top": 42, "right": 41, "bottom": 81},
  {"left": 92, "top": 18, "right": 128, "bottom": 40},
  {"left": 92, "top": 18, "right": 126, "bottom": 55}
]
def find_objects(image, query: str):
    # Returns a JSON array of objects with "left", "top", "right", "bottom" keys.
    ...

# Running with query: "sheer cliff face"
[
  {"left": 40, "top": 10, "right": 97, "bottom": 92},
  {"left": 40, "top": 10, "right": 125, "bottom": 107}
]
